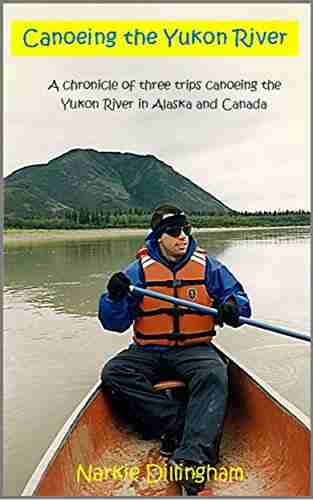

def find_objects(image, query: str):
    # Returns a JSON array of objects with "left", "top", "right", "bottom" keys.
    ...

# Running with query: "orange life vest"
[{"left": 133, "top": 247, "right": 216, "bottom": 347}]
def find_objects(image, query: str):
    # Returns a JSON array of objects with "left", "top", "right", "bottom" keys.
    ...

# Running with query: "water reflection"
[
  {"left": 4, "top": 227, "right": 310, "bottom": 329},
  {"left": 4, "top": 234, "right": 233, "bottom": 317},
  {"left": 5, "top": 237, "right": 141, "bottom": 316},
  {"left": 197, "top": 226, "right": 310, "bottom": 245}
]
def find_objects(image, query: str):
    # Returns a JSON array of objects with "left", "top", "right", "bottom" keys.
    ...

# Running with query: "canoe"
[{"left": 22, "top": 345, "right": 310, "bottom": 497}]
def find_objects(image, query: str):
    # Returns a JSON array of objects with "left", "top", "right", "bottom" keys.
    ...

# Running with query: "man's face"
[{"left": 158, "top": 227, "right": 189, "bottom": 260}]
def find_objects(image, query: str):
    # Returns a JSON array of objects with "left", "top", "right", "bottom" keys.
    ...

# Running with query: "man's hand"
[
  {"left": 216, "top": 302, "right": 241, "bottom": 328},
  {"left": 107, "top": 272, "right": 131, "bottom": 302}
]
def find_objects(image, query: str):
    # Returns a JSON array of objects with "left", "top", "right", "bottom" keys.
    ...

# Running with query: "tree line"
[{"left": 5, "top": 208, "right": 311, "bottom": 230}]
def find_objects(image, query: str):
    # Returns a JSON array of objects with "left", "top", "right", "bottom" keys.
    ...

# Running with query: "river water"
[{"left": 3, "top": 227, "right": 310, "bottom": 496}]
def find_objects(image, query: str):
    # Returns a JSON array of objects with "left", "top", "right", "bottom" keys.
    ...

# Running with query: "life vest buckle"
[
  {"left": 169, "top": 332, "right": 181, "bottom": 340},
  {"left": 172, "top": 279, "right": 183, "bottom": 287}
]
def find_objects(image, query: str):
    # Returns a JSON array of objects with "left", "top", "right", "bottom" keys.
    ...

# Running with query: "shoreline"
[{"left": 4, "top": 225, "right": 310, "bottom": 245}]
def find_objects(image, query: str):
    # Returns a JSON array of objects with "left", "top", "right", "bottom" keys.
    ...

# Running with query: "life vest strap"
[
  {"left": 135, "top": 330, "right": 216, "bottom": 340},
  {"left": 136, "top": 307, "right": 209, "bottom": 318},
  {"left": 145, "top": 279, "right": 205, "bottom": 287}
]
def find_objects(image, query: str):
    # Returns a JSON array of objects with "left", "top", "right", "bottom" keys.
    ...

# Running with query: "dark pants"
[{"left": 101, "top": 343, "right": 228, "bottom": 464}]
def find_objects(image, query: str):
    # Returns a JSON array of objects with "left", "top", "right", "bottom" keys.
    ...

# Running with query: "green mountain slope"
[{"left": 5, "top": 149, "right": 233, "bottom": 218}]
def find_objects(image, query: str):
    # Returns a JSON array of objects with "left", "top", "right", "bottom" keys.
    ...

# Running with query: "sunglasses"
[{"left": 163, "top": 224, "right": 192, "bottom": 238}]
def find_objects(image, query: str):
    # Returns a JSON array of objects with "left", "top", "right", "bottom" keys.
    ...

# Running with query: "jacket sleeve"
[
  {"left": 205, "top": 256, "right": 252, "bottom": 318},
  {"left": 98, "top": 260, "right": 143, "bottom": 333}
]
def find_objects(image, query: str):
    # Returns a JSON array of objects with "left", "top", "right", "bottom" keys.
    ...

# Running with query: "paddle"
[{"left": 129, "top": 285, "right": 311, "bottom": 343}]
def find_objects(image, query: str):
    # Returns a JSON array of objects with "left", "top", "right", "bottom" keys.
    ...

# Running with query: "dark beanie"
[{"left": 150, "top": 204, "right": 188, "bottom": 238}]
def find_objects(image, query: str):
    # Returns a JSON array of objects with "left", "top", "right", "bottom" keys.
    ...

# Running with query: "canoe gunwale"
[
  {"left": 21, "top": 344, "right": 310, "bottom": 496},
  {"left": 22, "top": 381, "right": 102, "bottom": 496}
]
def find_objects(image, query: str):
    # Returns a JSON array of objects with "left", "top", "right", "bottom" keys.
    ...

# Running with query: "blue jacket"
[{"left": 98, "top": 234, "right": 252, "bottom": 347}]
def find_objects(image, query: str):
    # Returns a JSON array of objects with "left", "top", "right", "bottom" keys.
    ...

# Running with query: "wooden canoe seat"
[{"left": 153, "top": 379, "right": 186, "bottom": 392}]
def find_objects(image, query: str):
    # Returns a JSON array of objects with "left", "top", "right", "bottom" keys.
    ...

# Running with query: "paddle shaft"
[{"left": 129, "top": 285, "right": 310, "bottom": 343}]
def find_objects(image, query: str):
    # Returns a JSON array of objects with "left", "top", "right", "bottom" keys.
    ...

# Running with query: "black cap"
[{"left": 150, "top": 204, "right": 188, "bottom": 237}]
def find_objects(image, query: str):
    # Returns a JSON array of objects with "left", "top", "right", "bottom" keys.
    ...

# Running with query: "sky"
[{"left": 4, "top": 3, "right": 310, "bottom": 212}]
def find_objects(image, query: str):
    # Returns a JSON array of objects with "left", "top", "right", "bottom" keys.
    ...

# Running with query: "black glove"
[
  {"left": 107, "top": 272, "right": 130, "bottom": 301},
  {"left": 216, "top": 302, "right": 241, "bottom": 328}
]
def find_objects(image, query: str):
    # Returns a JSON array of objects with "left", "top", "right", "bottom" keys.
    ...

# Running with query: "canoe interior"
[{"left": 27, "top": 355, "right": 310, "bottom": 497}]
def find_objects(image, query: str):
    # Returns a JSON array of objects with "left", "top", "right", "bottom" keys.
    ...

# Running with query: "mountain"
[{"left": 5, "top": 149, "right": 233, "bottom": 218}]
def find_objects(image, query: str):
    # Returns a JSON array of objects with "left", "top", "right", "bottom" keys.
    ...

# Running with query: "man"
[{"left": 99, "top": 205, "right": 251, "bottom": 495}]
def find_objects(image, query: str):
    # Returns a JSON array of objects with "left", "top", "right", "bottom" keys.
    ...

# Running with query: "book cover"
[{"left": 3, "top": 2, "right": 310, "bottom": 497}]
